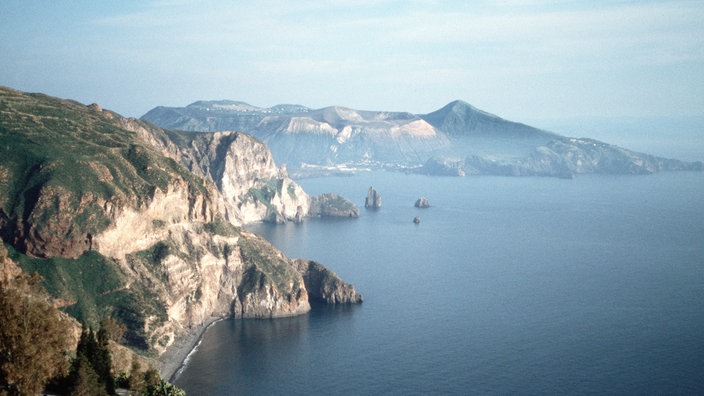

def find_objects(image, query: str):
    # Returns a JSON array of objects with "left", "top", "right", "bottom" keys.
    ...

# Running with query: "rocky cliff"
[
  {"left": 292, "top": 259, "right": 363, "bottom": 304},
  {"left": 112, "top": 116, "right": 310, "bottom": 225},
  {"left": 174, "top": 132, "right": 310, "bottom": 224},
  {"left": 0, "top": 87, "right": 362, "bottom": 372},
  {"left": 116, "top": 115, "right": 361, "bottom": 223}
]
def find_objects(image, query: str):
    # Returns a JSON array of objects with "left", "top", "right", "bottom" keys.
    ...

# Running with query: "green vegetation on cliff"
[
  {"left": 0, "top": 87, "right": 205, "bottom": 351},
  {"left": 242, "top": 177, "right": 284, "bottom": 210},
  {"left": 238, "top": 234, "right": 303, "bottom": 298},
  {"left": 6, "top": 244, "right": 168, "bottom": 351},
  {"left": 0, "top": 270, "right": 71, "bottom": 394},
  {"left": 0, "top": 86, "right": 210, "bottom": 258}
]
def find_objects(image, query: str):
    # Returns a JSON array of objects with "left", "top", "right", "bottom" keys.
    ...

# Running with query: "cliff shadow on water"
[{"left": 173, "top": 301, "right": 361, "bottom": 386}]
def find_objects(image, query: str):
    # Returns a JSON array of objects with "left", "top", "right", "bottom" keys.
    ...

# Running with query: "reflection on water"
[{"left": 175, "top": 303, "right": 360, "bottom": 393}]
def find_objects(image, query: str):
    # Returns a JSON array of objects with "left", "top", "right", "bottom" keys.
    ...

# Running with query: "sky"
[{"left": 2, "top": 1, "right": 704, "bottom": 123}]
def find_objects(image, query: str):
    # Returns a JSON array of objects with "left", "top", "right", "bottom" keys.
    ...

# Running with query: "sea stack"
[
  {"left": 414, "top": 197, "right": 430, "bottom": 208},
  {"left": 365, "top": 187, "right": 382, "bottom": 209}
]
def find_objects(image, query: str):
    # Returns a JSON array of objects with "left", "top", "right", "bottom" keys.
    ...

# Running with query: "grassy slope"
[
  {"left": 0, "top": 87, "right": 208, "bottom": 254},
  {"left": 0, "top": 87, "right": 212, "bottom": 351}
]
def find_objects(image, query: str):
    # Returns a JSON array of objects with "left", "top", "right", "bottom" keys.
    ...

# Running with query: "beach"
[{"left": 159, "top": 316, "right": 224, "bottom": 382}]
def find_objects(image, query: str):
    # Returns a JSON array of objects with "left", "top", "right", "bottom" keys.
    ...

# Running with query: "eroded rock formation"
[
  {"left": 365, "top": 187, "right": 382, "bottom": 209},
  {"left": 415, "top": 197, "right": 430, "bottom": 208}
]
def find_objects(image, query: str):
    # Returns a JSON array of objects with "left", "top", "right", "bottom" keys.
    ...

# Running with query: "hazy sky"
[{"left": 2, "top": 1, "right": 703, "bottom": 122}]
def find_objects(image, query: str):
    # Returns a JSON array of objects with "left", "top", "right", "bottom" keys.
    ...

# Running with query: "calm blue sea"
[{"left": 175, "top": 171, "right": 704, "bottom": 395}]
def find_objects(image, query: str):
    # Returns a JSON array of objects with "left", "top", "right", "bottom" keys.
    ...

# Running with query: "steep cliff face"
[
  {"left": 169, "top": 131, "right": 310, "bottom": 225},
  {"left": 115, "top": 118, "right": 310, "bottom": 225},
  {"left": 0, "top": 87, "right": 361, "bottom": 366},
  {"left": 236, "top": 233, "right": 310, "bottom": 317},
  {"left": 92, "top": 185, "right": 313, "bottom": 355},
  {"left": 292, "top": 259, "right": 363, "bottom": 304},
  {"left": 0, "top": 88, "right": 220, "bottom": 259}
]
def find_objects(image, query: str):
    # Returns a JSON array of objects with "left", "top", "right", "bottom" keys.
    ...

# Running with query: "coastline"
[{"left": 159, "top": 316, "right": 225, "bottom": 382}]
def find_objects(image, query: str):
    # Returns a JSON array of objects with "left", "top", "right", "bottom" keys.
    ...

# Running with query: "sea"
[{"left": 174, "top": 167, "right": 704, "bottom": 395}]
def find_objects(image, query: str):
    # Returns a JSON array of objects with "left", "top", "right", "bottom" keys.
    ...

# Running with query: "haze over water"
[{"left": 175, "top": 168, "right": 704, "bottom": 394}]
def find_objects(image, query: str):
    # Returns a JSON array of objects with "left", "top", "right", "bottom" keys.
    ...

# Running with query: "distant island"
[{"left": 142, "top": 100, "right": 702, "bottom": 178}]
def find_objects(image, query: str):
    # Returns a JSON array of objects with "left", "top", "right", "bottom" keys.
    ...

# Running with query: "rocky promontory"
[
  {"left": 420, "top": 137, "right": 703, "bottom": 178},
  {"left": 293, "top": 259, "right": 363, "bottom": 304},
  {"left": 419, "top": 157, "right": 466, "bottom": 176}
]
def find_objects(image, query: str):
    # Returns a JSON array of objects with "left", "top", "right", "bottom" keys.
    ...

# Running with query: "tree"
[
  {"left": 67, "top": 355, "right": 108, "bottom": 396},
  {"left": 100, "top": 317, "right": 126, "bottom": 343},
  {"left": 68, "top": 325, "right": 115, "bottom": 395},
  {"left": 128, "top": 363, "right": 186, "bottom": 396},
  {"left": 142, "top": 367, "right": 161, "bottom": 389},
  {"left": 128, "top": 357, "right": 144, "bottom": 394},
  {"left": 0, "top": 272, "right": 70, "bottom": 395},
  {"left": 96, "top": 327, "right": 115, "bottom": 395}
]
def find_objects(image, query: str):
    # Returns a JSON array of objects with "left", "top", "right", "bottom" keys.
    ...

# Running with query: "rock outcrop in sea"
[
  {"left": 365, "top": 187, "right": 382, "bottom": 209},
  {"left": 309, "top": 193, "right": 360, "bottom": 218},
  {"left": 415, "top": 197, "right": 430, "bottom": 208}
]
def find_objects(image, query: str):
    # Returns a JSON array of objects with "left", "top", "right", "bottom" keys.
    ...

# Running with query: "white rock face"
[
  {"left": 119, "top": 118, "right": 311, "bottom": 226},
  {"left": 93, "top": 179, "right": 311, "bottom": 355},
  {"left": 81, "top": 122, "right": 316, "bottom": 351},
  {"left": 94, "top": 181, "right": 217, "bottom": 260},
  {"left": 285, "top": 117, "right": 338, "bottom": 135},
  {"left": 187, "top": 131, "right": 310, "bottom": 224},
  {"left": 393, "top": 119, "right": 437, "bottom": 137},
  {"left": 100, "top": 117, "right": 362, "bottom": 362}
]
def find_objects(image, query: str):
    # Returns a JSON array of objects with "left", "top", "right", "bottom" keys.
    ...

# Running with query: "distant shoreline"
[{"left": 159, "top": 316, "right": 225, "bottom": 382}]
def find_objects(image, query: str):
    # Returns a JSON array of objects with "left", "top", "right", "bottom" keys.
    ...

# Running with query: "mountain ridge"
[{"left": 142, "top": 99, "right": 703, "bottom": 177}]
